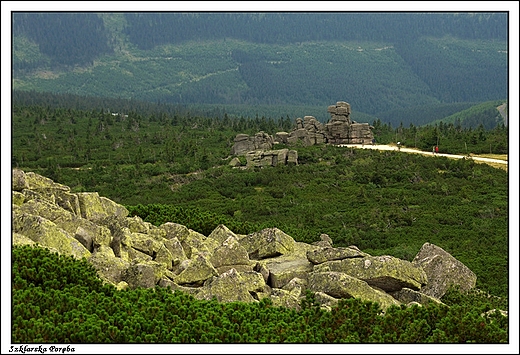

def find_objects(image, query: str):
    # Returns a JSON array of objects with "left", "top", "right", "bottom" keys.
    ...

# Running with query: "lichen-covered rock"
[
  {"left": 308, "top": 271, "right": 400, "bottom": 311},
  {"left": 264, "top": 259, "right": 314, "bottom": 288},
  {"left": 12, "top": 191, "right": 25, "bottom": 206},
  {"left": 196, "top": 268, "right": 264, "bottom": 303},
  {"left": 53, "top": 190, "right": 81, "bottom": 216},
  {"left": 413, "top": 242, "right": 477, "bottom": 299},
  {"left": 269, "top": 288, "right": 301, "bottom": 310},
  {"left": 155, "top": 243, "right": 175, "bottom": 270},
  {"left": 126, "top": 215, "right": 151, "bottom": 234},
  {"left": 239, "top": 227, "right": 296, "bottom": 259},
  {"left": 159, "top": 222, "right": 191, "bottom": 241},
  {"left": 158, "top": 278, "right": 201, "bottom": 297},
  {"left": 122, "top": 231, "right": 163, "bottom": 257},
  {"left": 173, "top": 253, "right": 219, "bottom": 286},
  {"left": 12, "top": 169, "right": 29, "bottom": 191},
  {"left": 314, "top": 291, "right": 340, "bottom": 309},
  {"left": 13, "top": 232, "right": 37, "bottom": 247},
  {"left": 180, "top": 230, "right": 220, "bottom": 259},
  {"left": 216, "top": 264, "right": 254, "bottom": 274},
  {"left": 24, "top": 171, "right": 70, "bottom": 192},
  {"left": 313, "top": 255, "right": 427, "bottom": 292},
  {"left": 163, "top": 238, "right": 188, "bottom": 266},
  {"left": 210, "top": 236, "right": 250, "bottom": 269},
  {"left": 122, "top": 262, "right": 156, "bottom": 289},
  {"left": 307, "top": 247, "right": 368, "bottom": 265},
  {"left": 207, "top": 224, "right": 238, "bottom": 245},
  {"left": 76, "top": 192, "right": 128, "bottom": 223},
  {"left": 389, "top": 288, "right": 444, "bottom": 306},
  {"left": 88, "top": 245, "right": 130, "bottom": 285},
  {"left": 120, "top": 244, "right": 152, "bottom": 263},
  {"left": 12, "top": 212, "right": 91, "bottom": 259}
]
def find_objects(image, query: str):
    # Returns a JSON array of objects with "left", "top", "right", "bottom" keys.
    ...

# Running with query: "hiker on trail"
[
  {"left": 432, "top": 146, "right": 435, "bottom": 155},
  {"left": 372, "top": 138, "right": 376, "bottom": 145},
  {"left": 397, "top": 142, "right": 401, "bottom": 151},
  {"left": 435, "top": 146, "right": 439, "bottom": 154}
]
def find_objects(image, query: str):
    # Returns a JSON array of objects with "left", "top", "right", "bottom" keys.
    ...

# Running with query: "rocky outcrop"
[
  {"left": 412, "top": 242, "right": 477, "bottom": 299},
  {"left": 231, "top": 132, "right": 274, "bottom": 156},
  {"left": 11, "top": 169, "right": 478, "bottom": 312},
  {"left": 245, "top": 148, "right": 298, "bottom": 168},
  {"left": 230, "top": 101, "right": 374, "bottom": 161}
]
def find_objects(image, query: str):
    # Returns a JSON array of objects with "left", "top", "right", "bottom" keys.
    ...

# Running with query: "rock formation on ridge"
[{"left": 12, "top": 169, "right": 477, "bottom": 311}]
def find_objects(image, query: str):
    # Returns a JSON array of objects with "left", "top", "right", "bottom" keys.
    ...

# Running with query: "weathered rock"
[
  {"left": 76, "top": 192, "right": 128, "bottom": 223},
  {"left": 127, "top": 215, "right": 152, "bottom": 234},
  {"left": 13, "top": 232, "right": 37, "bottom": 247},
  {"left": 12, "top": 169, "right": 29, "bottom": 191},
  {"left": 245, "top": 148, "right": 297, "bottom": 168},
  {"left": 210, "top": 236, "right": 250, "bottom": 269},
  {"left": 88, "top": 245, "right": 130, "bottom": 285},
  {"left": 269, "top": 288, "right": 301, "bottom": 310},
  {"left": 216, "top": 264, "right": 255, "bottom": 274},
  {"left": 163, "top": 237, "right": 188, "bottom": 266},
  {"left": 308, "top": 271, "right": 400, "bottom": 311},
  {"left": 239, "top": 227, "right": 296, "bottom": 260},
  {"left": 155, "top": 243, "right": 175, "bottom": 270},
  {"left": 157, "top": 278, "right": 201, "bottom": 297},
  {"left": 314, "top": 291, "right": 340, "bottom": 309},
  {"left": 12, "top": 212, "right": 91, "bottom": 259},
  {"left": 307, "top": 247, "right": 368, "bottom": 265},
  {"left": 196, "top": 269, "right": 265, "bottom": 303},
  {"left": 389, "top": 287, "right": 444, "bottom": 306},
  {"left": 413, "top": 242, "right": 477, "bottom": 298},
  {"left": 264, "top": 259, "right": 314, "bottom": 288},
  {"left": 180, "top": 229, "right": 220, "bottom": 259},
  {"left": 122, "top": 231, "right": 163, "bottom": 257},
  {"left": 12, "top": 191, "right": 25, "bottom": 206},
  {"left": 173, "top": 253, "right": 219, "bottom": 286},
  {"left": 207, "top": 224, "right": 238, "bottom": 245},
  {"left": 231, "top": 131, "right": 273, "bottom": 156},
  {"left": 23, "top": 171, "right": 70, "bottom": 193},
  {"left": 159, "top": 222, "right": 191, "bottom": 241},
  {"left": 228, "top": 157, "right": 242, "bottom": 167},
  {"left": 313, "top": 255, "right": 427, "bottom": 292},
  {"left": 122, "top": 262, "right": 156, "bottom": 289}
]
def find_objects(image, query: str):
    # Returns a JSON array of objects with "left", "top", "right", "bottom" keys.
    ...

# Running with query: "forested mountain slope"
[{"left": 12, "top": 13, "right": 508, "bottom": 120}]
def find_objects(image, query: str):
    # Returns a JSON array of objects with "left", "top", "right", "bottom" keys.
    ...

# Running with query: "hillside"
[{"left": 11, "top": 13, "right": 508, "bottom": 123}]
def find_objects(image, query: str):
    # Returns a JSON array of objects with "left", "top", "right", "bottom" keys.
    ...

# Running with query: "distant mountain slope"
[{"left": 11, "top": 13, "right": 508, "bottom": 118}]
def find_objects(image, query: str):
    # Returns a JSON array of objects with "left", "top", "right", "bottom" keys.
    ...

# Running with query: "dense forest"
[{"left": 11, "top": 12, "right": 508, "bottom": 117}]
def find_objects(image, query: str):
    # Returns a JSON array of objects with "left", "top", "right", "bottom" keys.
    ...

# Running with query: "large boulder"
[
  {"left": 178, "top": 229, "right": 219, "bottom": 259},
  {"left": 313, "top": 255, "right": 427, "bottom": 292},
  {"left": 389, "top": 287, "right": 444, "bottom": 306},
  {"left": 239, "top": 228, "right": 296, "bottom": 260},
  {"left": 12, "top": 212, "right": 91, "bottom": 260},
  {"left": 308, "top": 271, "right": 400, "bottom": 311},
  {"left": 207, "top": 224, "right": 238, "bottom": 245},
  {"left": 173, "top": 253, "right": 219, "bottom": 286},
  {"left": 307, "top": 246, "right": 368, "bottom": 265},
  {"left": 263, "top": 259, "right": 314, "bottom": 289},
  {"left": 412, "top": 243, "right": 477, "bottom": 298},
  {"left": 88, "top": 245, "right": 130, "bottom": 285},
  {"left": 76, "top": 192, "right": 128, "bottom": 223},
  {"left": 210, "top": 236, "right": 250, "bottom": 270},
  {"left": 196, "top": 268, "right": 265, "bottom": 303},
  {"left": 122, "top": 262, "right": 156, "bottom": 289}
]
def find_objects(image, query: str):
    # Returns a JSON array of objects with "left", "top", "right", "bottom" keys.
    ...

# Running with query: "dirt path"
[{"left": 337, "top": 144, "right": 508, "bottom": 166}]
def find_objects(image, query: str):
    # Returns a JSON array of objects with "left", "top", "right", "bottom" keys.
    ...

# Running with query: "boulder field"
[{"left": 12, "top": 169, "right": 477, "bottom": 311}]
